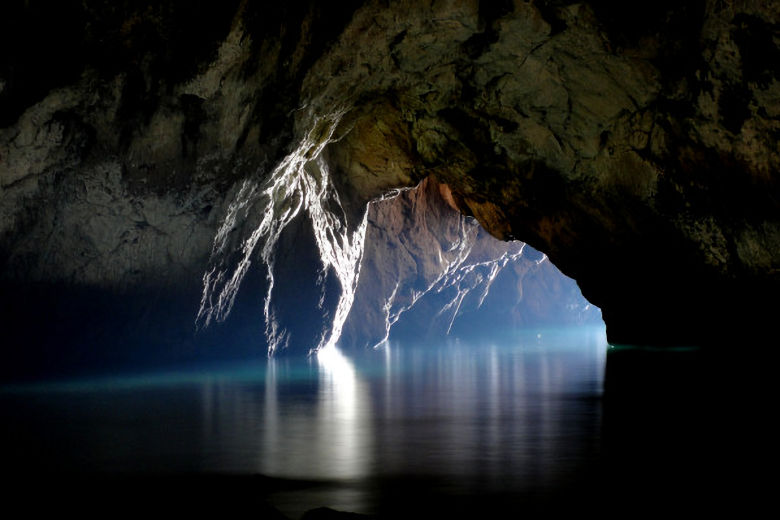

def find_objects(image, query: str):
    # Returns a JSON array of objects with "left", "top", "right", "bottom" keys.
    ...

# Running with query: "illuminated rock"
[{"left": 0, "top": 1, "right": 777, "bottom": 356}]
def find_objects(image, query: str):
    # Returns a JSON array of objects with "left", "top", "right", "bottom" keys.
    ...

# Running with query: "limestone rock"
[{"left": 0, "top": 0, "right": 777, "bottom": 351}]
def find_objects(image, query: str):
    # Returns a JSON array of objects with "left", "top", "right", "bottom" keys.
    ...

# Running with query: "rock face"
[
  {"left": 341, "top": 177, "right": 600, "bottom": 349},
  {"left": 1, "top": 0, "right": 778, "bottom": 360}
]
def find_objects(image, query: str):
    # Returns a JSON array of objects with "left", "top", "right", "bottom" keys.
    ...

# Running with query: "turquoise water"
[{"left": 1, "top": 327, "right": 608, "bottom": 516}]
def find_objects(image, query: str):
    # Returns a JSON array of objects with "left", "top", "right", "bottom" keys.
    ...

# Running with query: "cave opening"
[
  {"left": 342, "top": 175, "right": 604, "bottom": 348},
  {"left": 0, "top": 155, "right": 616, "bottom": 517},
  {"left": 1, "top": 0, "right": 774, "bottom": 515},
  {"left": 0, "top": 88, "right": 746, "bottom": 520}
]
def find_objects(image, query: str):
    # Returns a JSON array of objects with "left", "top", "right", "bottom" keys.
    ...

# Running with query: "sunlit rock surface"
[
  {"left": 1, "top": 0, "right": 778, "bottom": 354},
  {"left": 342, "top": 177, "right": 599, "bottom": 349}
]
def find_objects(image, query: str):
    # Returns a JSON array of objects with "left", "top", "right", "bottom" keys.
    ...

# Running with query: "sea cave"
[{"left": 0, "top": 0, "right": 777, "bottom": 517}]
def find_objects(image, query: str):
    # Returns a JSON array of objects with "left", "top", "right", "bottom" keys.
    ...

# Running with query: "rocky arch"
[
  {"left": 304, "top": 0, "right": 779, "bottom": 348},
  {"left": 1, "top": 0, "right": 777, "bottom": 368}
]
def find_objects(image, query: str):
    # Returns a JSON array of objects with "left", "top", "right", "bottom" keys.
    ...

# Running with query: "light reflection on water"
[
  {"left": 0, "top": 327, "right": 607, "bottom": 515},
  {"left": 256, "top": 344, "right": 373, "bottom": 480}
]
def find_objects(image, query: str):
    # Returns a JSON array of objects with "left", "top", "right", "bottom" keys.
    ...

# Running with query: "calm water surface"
[{"left": 1, "top": 327, "right": 607, "bottom": 516}]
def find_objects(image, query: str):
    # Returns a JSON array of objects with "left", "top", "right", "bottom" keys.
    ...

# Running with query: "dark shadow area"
[
  {"left": 601, "top": 347, "right": 772, "bottom": 517},
  {"left": 0, "top": 275, "right": 267, "bottom": 384}
]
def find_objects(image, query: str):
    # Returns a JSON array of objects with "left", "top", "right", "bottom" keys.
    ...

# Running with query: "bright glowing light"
[
  {"left": 316, "top": 344, "right": 358, "bottom": 410},
  {"left": 316, "top": 344, "right": 371, "bottom": 478}
]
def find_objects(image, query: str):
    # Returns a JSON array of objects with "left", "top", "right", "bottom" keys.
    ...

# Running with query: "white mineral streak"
[
  {"left": 198, "top": 109, "right": 367, "bottom": 355},
  {"left": 303, "top": 156, "right": 368, "bottom": 354}
]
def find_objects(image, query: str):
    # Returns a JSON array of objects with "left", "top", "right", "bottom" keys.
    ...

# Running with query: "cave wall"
[
  {"left": 312, "top": 0, "right": 780, "bottom": 346},
  {"left": 1, "top": 0, "right": 778, "bottom": 350}
]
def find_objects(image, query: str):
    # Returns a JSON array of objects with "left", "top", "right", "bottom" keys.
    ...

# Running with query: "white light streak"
[{"left": 197, "top": 108, "right": 367, "bottom": 354}]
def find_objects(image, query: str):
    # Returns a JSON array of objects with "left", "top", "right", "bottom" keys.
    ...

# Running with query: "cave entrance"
[
  {"left": 340, "top": 176, "right": 604, "bottom": 350},
  {"left": 0, "top": 164, "right": 611, "bottom": 519}
]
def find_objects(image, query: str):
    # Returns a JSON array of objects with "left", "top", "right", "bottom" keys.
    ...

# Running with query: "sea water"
[{"left": 1, "top": 327, "right": 609, "bottom": 516}]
